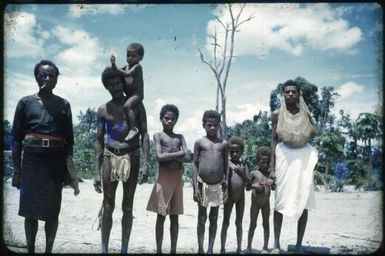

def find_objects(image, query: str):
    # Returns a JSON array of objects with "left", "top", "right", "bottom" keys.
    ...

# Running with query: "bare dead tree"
[{"left": 198, "top": 3, "right": 253, "bottom": 138}]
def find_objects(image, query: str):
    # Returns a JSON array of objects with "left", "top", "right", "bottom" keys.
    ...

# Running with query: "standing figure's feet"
[
  {"left": 125, "top": 127, "right": 139, "bottom": 141},
  {"left": 296, "top": 244, "right": 305, "bottom": 253},
  {"left": 271, "top": 247, "right": 281, "bottom": 254}
]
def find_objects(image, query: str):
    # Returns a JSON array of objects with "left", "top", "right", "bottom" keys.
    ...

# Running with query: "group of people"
[{"left": 11, "top": 42, "right": 318, "bottom": 254}]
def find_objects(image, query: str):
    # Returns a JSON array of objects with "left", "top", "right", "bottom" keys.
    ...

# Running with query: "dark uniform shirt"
[{"left": 11, "top": 94, "right": 74, "bottom": 145}]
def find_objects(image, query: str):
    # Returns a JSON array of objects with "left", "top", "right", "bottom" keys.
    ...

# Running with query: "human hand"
[
  {"left": 131, "top": 63, "right": 140, "bottom": 70},
  {"left": 193, "top": 189, "right": 202, "bottom": 203},
  {"left": 222, "top": 190, "right": 228, "bottom": 204},
  {"left": 221, "top": 179, "right": 228, "bottom": 189},
  {"left": 12, "top": 172, "right": 20, "bottom": 189},
  {"left": 74, "top": 181, "right": 80, "bottom": 196},
  {"left": 110, "top": 55, "right": 116, "bottom": 69},
  {"left": 93, "top": 175, "right": 102, "bottom": 193},
  {"left": 138, "top": 167, "right": 149, "bottom": 185},
  {"left": 265, "top": 178, "right": 275, "bottom": 187},
  {"left": 253, "top": 183, "right": 265, "bottom": 193}
]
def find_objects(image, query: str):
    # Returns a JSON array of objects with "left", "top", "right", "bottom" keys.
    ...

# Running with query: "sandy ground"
[{"left": 2, "top": 179, "right": 383, "bottom": 254}]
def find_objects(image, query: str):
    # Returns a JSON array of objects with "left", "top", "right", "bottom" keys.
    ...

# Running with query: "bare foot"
[
  {"left": 125, "top": 127, "right": 139, "bottom": 141},
  {"left": 296, "top": 245, "right": 305, "bottom": 253},
  {"left": 271, "top": 247, "right": 281, "bottom": 254}
]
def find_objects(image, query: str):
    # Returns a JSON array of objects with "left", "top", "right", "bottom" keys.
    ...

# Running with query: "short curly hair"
[
  {"left": 256, "top": 146, "right": 271, "bottom": 161},
  {"left": 229, "top": 136, "right": 244, "bottom": 151},
  {"left": 127, "top": 43, "right": 145, "bottom": 60},
  {"left": 101, "top": 67, "right": 122, "bottom": 88},
  {"left": 281, "top": 79, "right": 300, "bottom": 93},
  {"left": 34, "top": 60, "right": 60, "bottom": 80},
  {"left": 160, "top": 104, "right": 179, "bottom": 120},
  {"left": 202, "top": 110, "right": 221, "bottom": 124}
]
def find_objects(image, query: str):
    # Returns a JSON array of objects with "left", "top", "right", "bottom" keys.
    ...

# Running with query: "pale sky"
[{"left": 3, "top": 3, "right": 383, "bottom": 148}]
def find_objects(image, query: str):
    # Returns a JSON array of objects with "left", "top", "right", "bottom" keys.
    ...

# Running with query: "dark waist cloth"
[
  {"left": 105, "top": 144, "right": 140, "bottom": 156},
  {"left": 19, "top": 146, "right": 66, "bottom": 221},
  {"left": 23, "top": 138, "right": 65, "bottom": 148}
]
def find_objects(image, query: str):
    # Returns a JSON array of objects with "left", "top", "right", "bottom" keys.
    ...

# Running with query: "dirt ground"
[{"left": 2, "top": 179, "right": 383, "bottom": 254}]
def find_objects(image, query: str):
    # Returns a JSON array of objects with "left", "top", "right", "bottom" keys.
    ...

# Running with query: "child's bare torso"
[
  {"left": 158, "top": 131, "right": 184, "bottom": 170},
  {"left": 251, "top": 170, "right": 271, "bottom": 208},
  {"left": 122, "top": 65, "right": 140, "bottom": 96},
  {"left": 228, "top": 161, "right": 247, "bottom": 202},
  {"left": 198, "top": 137, "right": 227, "bottom": 184}
]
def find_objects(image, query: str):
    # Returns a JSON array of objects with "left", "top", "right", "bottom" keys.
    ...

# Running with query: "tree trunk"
[
  {"left": 221, "top": 96, "right": 227, "bottom": 139},
  {"left": 367, "top": 139, "right": 373, "bottom": 190},
  {"left": 323, "top": 161, "right": 330, "bottom": 192},
  {"left": 216, "top": 86, "right": 220, "bottom": 112}
]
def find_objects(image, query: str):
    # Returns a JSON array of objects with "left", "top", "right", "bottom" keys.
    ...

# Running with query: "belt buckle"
[
  {"left": 42, "top": 138, "right": 50, "bottom": 148},
  {"left": 114, "top": 147, "right": 120, "bottom": 154}
]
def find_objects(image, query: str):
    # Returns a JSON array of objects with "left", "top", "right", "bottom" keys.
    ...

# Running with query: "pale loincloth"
[
  {"left": 104, "top": 148, "right": 131, "bottom": 182},
  {"left": 274, "top": 142, "right": 318, "bottom": 220},
  {"left": 198, "top": 176, "right": 223, "bottom": 208},
  {"left": 146, "top": 165, "right": 184, "bottom": 216}
]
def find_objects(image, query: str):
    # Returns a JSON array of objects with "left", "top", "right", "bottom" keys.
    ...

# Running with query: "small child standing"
[
  {"left": 146, "top": 104, "right": 189, "bottom": 254},
  {"left": 110, "top": 42, "right": 145, "bottom": 141},
  {"left": 220, "top": 136, "right": 251, "bottom": 254},
  {"left": 192, "top": 110, "right": 229, "bottom": 254},
  {"left": 247, "top": 146, "right": 276, "bottom": 253}
]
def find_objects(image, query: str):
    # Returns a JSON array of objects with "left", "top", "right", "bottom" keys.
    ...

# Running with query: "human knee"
[
  {"left": 124, "top": 101, "right": 134, "bottom": 110},
  {"left": 249, "top": 222, "right": 257, "bottom": 230},
  {"left": 103, "top": 201, "right": 115, "bottom": 214},
  {"left": 170, "top": 215, "right": 178, "bottom": 225},
  {"left": 198, "top": 213, "right": 207, "bottom": 225},
  {"left": 122, "top": 205, "right": 132, "bottom": 217},
  {"left": 235, "top": 217, "right": 243, "bottom": 227},
  {"left": 222, "top": 218, "right": 230, "bottom": 227},
  {"left": 209, "top": 213, "right": 218, "bottom": 223},
  {"left": 156, "top": 214, "right": 166, "bottom": 224},
  {"left": 262, "top": 219, "right": 269, "bottom": 229}
]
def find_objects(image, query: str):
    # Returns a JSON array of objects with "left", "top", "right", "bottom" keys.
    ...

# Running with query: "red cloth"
[{"left": 146, "top": 165, "right": 183, "bottom": 216}]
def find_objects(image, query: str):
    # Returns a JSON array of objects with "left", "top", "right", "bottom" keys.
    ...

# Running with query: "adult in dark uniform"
[{"left": 11, "top": 60, "right": 74, "bottom": 253}]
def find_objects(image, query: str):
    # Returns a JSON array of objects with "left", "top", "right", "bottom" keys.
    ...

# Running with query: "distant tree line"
[{"left": 3, "top": 76, "right": 382, "bottom": 191}]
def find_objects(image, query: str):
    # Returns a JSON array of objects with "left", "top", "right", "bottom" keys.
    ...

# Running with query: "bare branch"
[
  {"left": 198, "top": 2, "right": 253, "bottom": 139},
  {"left": 219, "top": 24, "right": 229, "bottom": 77},
  {"left": 235, "top": 3, "right": 246, "bottom": 24},
  {"left": 216, "top": 17, "right": 227, "bottom": 31},
  {"left": 216, "top": 59, "right": 222, "bottom": 70},
  {"left": 213, "top": 30, "right": 218, "bottom": 70},
  {"left": 234, "top": 4, "right": 244, "bottom": 24},
  {"left": 237, "top": 15, "right": 254, "bottom": 27},
  {"left": 229, "top": 4, "right": 235, "bottom": 30}
]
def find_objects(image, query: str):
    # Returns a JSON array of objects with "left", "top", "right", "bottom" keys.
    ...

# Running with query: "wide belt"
[
  {"left": 23, "top": 138, "right": 65, "bottom": 148},
  {"left": 105, "top": 145, "right": 135, "bottom": 156}
]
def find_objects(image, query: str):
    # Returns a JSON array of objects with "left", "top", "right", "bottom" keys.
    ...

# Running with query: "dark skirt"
[{"left": 19, "top": 146, "right": 66, "bottom": 221}]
